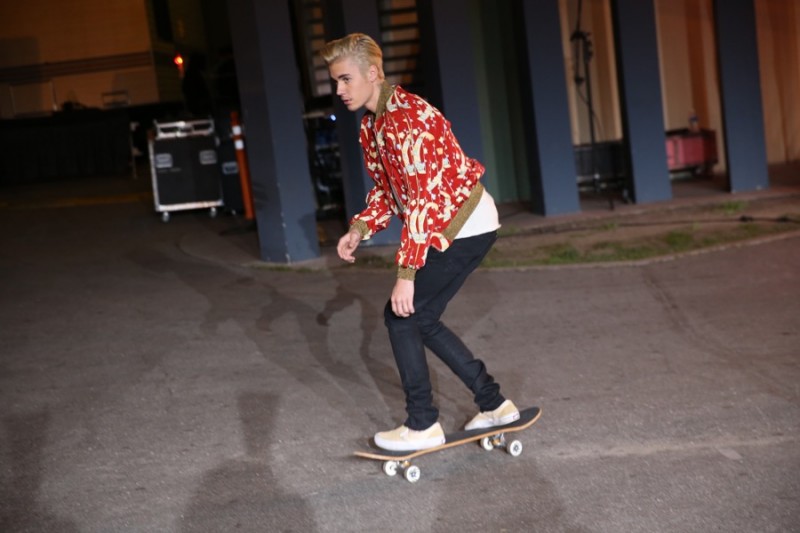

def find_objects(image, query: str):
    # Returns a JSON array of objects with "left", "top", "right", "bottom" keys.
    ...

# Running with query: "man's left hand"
[{"left": 391, "top": 278, "right": 415, "bottom": 317}]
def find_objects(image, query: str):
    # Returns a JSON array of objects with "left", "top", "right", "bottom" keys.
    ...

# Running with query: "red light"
[{"left": 173, "top": 54, "right": 185, "bottom": 77}]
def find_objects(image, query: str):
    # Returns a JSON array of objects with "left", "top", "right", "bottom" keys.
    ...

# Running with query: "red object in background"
[
  {"left": 173, "top": 54, "right": 185, "bottom": 77},
  {"left": 229, "top": 111, "right": 255, "bottom": 221},
  {"left": 666, "top": 128, "right": 718, "bottom": 176}
]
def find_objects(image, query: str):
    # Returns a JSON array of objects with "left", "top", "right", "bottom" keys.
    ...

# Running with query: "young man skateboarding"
[{"left": 322, "top": 33, "right": 518, "bottom": 452}]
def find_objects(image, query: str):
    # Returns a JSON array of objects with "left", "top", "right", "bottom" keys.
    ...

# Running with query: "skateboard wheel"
[
  {"left": 508, "top": 439, "right": 523, "bottom": 457},
  {"left": 382, "top": 461, "right": 399, "bottom": 477},
  {"left": 404, "top": 465, "right": 421, "bottom": 483},
  {"left": 479, "top": 437, "right": 494, "bottom": 451}
]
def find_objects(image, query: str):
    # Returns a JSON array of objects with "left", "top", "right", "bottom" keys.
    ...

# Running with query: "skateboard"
[{"left": 354, "top": 406, "right": 541, "bottom": 482}]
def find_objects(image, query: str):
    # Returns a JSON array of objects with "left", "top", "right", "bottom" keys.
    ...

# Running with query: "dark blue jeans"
[{"left": 384, "top": 231, "right": 505, "bottom": 430}]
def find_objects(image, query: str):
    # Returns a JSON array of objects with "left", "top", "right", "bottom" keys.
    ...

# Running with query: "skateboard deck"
[{"left": 354, "top": 406, "right": 541, "bottom": 482}]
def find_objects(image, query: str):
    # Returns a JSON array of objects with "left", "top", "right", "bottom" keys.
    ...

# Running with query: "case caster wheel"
[
  {"left": 161, "top": 212, "right": 170, "bottom": 223},
  {"left": 480, "top": 437, "right": 494, "bottom": 451},
  {"left": 507, "top": 439, "right": 523, "bottom": 457},
  {"left": 382, "top": 461, "right": 399, "bottom": 477},
  {"left": 404, "top": 465, "right": 421, "bottom": 483},
  {"left": 209, "top": 207, "right": 218, "bottom": 218}
]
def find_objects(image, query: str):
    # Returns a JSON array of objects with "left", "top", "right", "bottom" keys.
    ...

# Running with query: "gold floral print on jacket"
[{"left": 351, "top": 83, "right": 485, "bottom": 280}]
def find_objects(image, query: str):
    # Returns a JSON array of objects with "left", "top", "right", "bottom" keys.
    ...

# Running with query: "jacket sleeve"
[
  {"left": 350, "top": 121, "right": 396, "bottom": 239},
  {"left": 350, "top": 182, "right": 395, "bottom": 239}
]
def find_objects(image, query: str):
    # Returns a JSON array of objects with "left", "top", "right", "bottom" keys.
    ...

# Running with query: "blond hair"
[{"left": 321, "top": 33, "right": 384, "bottom": 79}]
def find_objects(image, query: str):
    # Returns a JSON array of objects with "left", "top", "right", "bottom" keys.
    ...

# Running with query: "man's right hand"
[{"left": 337, "top": 229, "right": 362, "bottom": 263}]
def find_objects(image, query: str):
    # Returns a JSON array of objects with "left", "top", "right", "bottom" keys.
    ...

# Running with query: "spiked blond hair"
[{"left": 321, "top": 33, "right": 384, "bottom": 80}]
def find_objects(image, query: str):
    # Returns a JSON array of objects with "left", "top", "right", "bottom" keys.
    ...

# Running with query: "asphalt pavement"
[{"left": 1, "top": 176, "right": 799, "bottom": 532}]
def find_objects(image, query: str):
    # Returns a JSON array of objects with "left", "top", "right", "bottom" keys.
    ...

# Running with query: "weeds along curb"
[{"left": 484, "top": 228, "right": 800, "bottom": 271}]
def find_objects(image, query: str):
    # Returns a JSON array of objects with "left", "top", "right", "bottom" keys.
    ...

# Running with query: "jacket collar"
[{"left": 374, "top": 81, "right": 394, "bottom": 119}]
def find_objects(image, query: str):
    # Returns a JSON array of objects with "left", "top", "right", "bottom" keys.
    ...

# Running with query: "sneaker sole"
[
  {"left": 464, "top": 412, "right": 520, "bottom": 431},
  {"left": 374, "top": 436, "right": 445, "bottom": 452}
]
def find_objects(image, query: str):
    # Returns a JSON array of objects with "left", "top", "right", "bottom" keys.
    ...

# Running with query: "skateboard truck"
[
  {"left": 480, "top": 432, "right": 524, "bottom": 457},
  {"left": 382, "top": 460, "right": 421, "bottom": 483}
]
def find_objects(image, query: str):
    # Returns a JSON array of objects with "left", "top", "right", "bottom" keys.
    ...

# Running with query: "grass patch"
[
  {"left": 586, "top": 242, "right": 658, "bottom": 262},
  {"left": 664, "top": 230, "right": 695, "bottom": 251},
  {"left": 497, "top": 225, "right": 522, "bottom": 237},
  {"left": 599, "top": 221, "right": 619, "bottom": 231},
  {"left": 716, "top": 200, "right": 748, "bottom": 215},
  {"left": 345, "top": 214, "right": 799, "bottom": 271},
  {"left": 353, "top": 254, "right": 395, "bottom": 269},
  {"left": 480, "top": 219, "right": 797, "bottom": 268},
  {"left": 542, "top": 244, "right": 582, "bottom": 265},
  {"left": 251, "top": 264, "right": 315, "bottom": 273}
]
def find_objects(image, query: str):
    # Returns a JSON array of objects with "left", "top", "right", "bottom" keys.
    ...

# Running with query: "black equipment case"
[{"left": 148, "top": 119, "right": 223, "bottom": 222}]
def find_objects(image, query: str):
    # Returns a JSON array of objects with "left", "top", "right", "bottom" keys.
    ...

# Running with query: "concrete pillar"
[
  {"left": 713, "top": 0, "right": 769, "bottom": 192},
  {"left": 611, "top": 0, "right": 672, "bottom": 204},
  {"left": 416, "top": 0, "right": 484, "bottom": 162},
  {"left": 227, "top": 0, "right": 319, "bottom": 262},
  {"left": 513, "top": 0, "right": 581, "bottom": 216}
]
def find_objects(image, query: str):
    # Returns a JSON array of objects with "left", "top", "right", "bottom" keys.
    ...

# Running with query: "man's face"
[{"left": 329, "top": 57, "right": 378, "bottom": 112}]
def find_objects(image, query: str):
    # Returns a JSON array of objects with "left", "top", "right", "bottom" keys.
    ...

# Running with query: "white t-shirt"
[{"left": 455, "top": 188, "right": 501, "bottom": 239}]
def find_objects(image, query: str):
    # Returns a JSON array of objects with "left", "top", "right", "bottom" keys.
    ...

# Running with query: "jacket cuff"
[
  {"left": 397, "top": 265, "right": 417, "bottom": 281},
  {"left": 350, "top": 219, "right": 370, "bottom": 239}
]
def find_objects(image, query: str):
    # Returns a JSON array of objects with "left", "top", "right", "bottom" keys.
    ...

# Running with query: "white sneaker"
[
  {"left": 464, "top": 400, "right": 520, "bottom": 430},
  {"left": 374, "top": 422, "right": 446, "bottom": 452}
]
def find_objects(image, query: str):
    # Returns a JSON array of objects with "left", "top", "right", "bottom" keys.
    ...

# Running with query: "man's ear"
[{"left": 368, "top": 65, "right": 378, "bottom": 82}]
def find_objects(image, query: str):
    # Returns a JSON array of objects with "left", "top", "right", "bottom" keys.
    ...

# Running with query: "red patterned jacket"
[{"left": 351, "top": 83, "right": 485, "bottom": 280}]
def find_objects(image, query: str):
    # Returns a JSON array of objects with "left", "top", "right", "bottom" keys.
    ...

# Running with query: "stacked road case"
[{"left": 148, "top": 119, "right": 223, "bottom": 222}]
